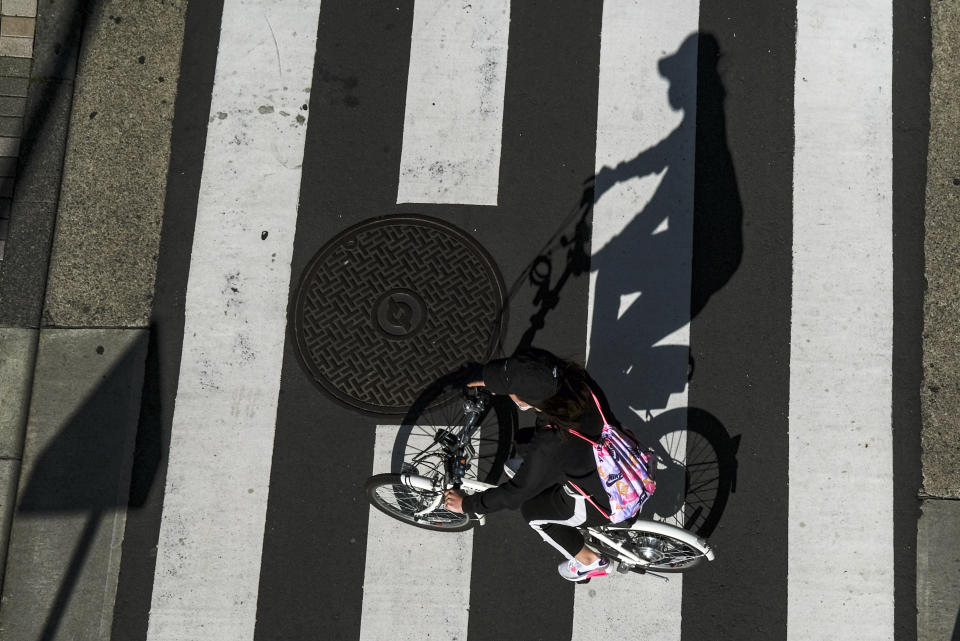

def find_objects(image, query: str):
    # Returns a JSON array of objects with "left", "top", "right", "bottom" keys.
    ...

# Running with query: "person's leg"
[
  {"left": 574, "top": 545, "right": 601, "bottom": 565},
  {"left": 520, "top": 485, "right": 608, "bottom": 560},
  {"left": 523, "top": 487, "right": 614, "bottom": 581}
]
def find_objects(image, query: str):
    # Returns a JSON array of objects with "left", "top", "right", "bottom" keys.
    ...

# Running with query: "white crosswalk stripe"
[
  {"left": 397, "top": 0, "right": 510, "bottom": 205},
  {"left": 146, "top": 1, "right": 322, "bottom": 640},
  {"left": 360, "top": 426, "right": 474, "bottom": 641},
  {"left": 577, "top": 2, "right": 699, "bottom": 638},
  {"left": 789, "top": 0, "right": 895, "bottom": 638}
]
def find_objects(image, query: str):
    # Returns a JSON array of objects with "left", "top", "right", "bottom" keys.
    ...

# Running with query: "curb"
[{"left": 0, "top": 0, "right": 48, "bottom": 601}]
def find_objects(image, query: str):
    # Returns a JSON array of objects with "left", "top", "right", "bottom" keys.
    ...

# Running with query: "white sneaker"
[{"left": 558, "top": 556, "right": 610, "bottom": 582}]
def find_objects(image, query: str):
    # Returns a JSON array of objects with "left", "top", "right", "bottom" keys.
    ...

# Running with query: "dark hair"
[{"left": 536, "top": 360, "right": 593, "bottom": 432}]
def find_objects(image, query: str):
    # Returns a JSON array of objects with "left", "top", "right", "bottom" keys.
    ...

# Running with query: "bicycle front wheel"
[
  {"left": 365, "top": 473, "right": 473, "bottom": 532},
  {"left": 391, "top": 374, "right": 516, "bottom": 484}
]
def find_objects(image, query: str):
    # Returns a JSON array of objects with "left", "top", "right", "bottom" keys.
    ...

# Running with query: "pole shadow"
[{"left": 8, "top": 330, "right": 159, "bottom": 641}]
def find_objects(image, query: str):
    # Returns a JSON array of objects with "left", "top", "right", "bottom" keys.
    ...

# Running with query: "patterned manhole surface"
[{"left": 292, "top": 215, "right": 507, "bottom": 414}]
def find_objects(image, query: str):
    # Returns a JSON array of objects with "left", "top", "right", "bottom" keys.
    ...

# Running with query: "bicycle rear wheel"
[
  {"left": 365, "top": 473, "right": 473, "bottom": 532},
  {"left": 589, "top": 524, "right": 709, "bottom": 573}
]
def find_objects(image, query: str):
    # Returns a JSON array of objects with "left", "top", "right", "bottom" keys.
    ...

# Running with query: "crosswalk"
[{"left": 111, "top": 1, "right": 924, "bottom": 640}]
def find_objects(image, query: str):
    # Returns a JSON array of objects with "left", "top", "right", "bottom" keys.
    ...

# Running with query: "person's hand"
[
  {"left": 443, "top": 489, "right": 464, "bottom": 513},
  {"left": 466, "top": 380, "right": 485, "bottom": 388}
]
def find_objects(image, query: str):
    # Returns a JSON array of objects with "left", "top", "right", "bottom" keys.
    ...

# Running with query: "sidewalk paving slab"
[
  {"left": 42, "top": 0, "right": 186, "bottom": 327},
  {"left": 0, "top": 329, "right": 146, "bottom": 641},
  {"left": 0, "top": 327, "right": 36, "bottom": 591},
  {"left": 917, "top": 499, "right": 960, "bottom": 641}
]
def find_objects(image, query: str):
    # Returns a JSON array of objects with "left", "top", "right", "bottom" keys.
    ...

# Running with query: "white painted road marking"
[
  {"left": 790, "top": 1, "right": 894, "bottom": 639},
  {"left": 396, "top": 0, "right": 510, "bottom": 205},
  {"left": 145, "top": 1, "right": 322, "bottom": 640},
  {"left": 360, "top": 425, "right": 474, "bottom": 641},
  {"left": 577, "top": 1, "right": 700, "bottom": 638}
]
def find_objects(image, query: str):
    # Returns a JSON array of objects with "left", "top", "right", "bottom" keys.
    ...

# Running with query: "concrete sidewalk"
[
  {"left": 0, "top": 1, "right": 956, "bottom": 639},
  {"left": 0, "top": 0, "right": 185, "bottom": 638}
]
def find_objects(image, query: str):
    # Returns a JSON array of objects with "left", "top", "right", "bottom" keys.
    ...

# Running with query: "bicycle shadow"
[{"left": 637, "top": 406, "right": 739, "bottom": 538}]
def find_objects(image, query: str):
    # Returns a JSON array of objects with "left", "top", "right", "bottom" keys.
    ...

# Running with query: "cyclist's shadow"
[
  {"left": 586, "top": 32, "right": 742, "bottom": 537},
  {"left": 588, "top": 32, "right": 740, "bottom": 409}
]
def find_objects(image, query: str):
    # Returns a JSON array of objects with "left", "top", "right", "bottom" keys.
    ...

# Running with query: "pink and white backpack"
[{"left": 567, "top": 393, "right": 657, "bottom": 523}]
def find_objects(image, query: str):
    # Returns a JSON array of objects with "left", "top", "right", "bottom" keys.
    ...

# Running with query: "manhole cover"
[{"left": 292, "top": 215, "right": 507, "bottom": 414}]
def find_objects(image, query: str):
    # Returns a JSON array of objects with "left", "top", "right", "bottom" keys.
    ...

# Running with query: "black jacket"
[{"left": 460, "top": 404, "right": 612, "bottom": 517}]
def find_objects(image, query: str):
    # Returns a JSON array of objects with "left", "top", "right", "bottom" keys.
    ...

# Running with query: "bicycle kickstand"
[{"left": 635, "top": 567, "right": 670, "bottom": 582}]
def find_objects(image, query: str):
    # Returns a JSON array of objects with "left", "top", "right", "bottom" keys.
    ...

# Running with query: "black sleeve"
[{"left": 460, "top": 431, "right": 563, "bottom": 516}]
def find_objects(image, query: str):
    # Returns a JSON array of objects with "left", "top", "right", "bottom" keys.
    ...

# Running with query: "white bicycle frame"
[{"left": 399, "top": 472, "right": 715, "bottom": 567}]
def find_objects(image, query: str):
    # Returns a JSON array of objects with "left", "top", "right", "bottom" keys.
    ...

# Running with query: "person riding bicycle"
[{"left": 443, "top": 348, "right": 616, "bottom": 582}]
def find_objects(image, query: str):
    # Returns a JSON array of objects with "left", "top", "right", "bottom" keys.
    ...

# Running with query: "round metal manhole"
[{"left": 291, "top": 215, "right": 507, "bottom": 414}]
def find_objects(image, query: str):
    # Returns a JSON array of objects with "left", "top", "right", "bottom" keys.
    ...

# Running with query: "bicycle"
[{"left": 365, "top": 385, "right": 715, "bottom": 578}]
